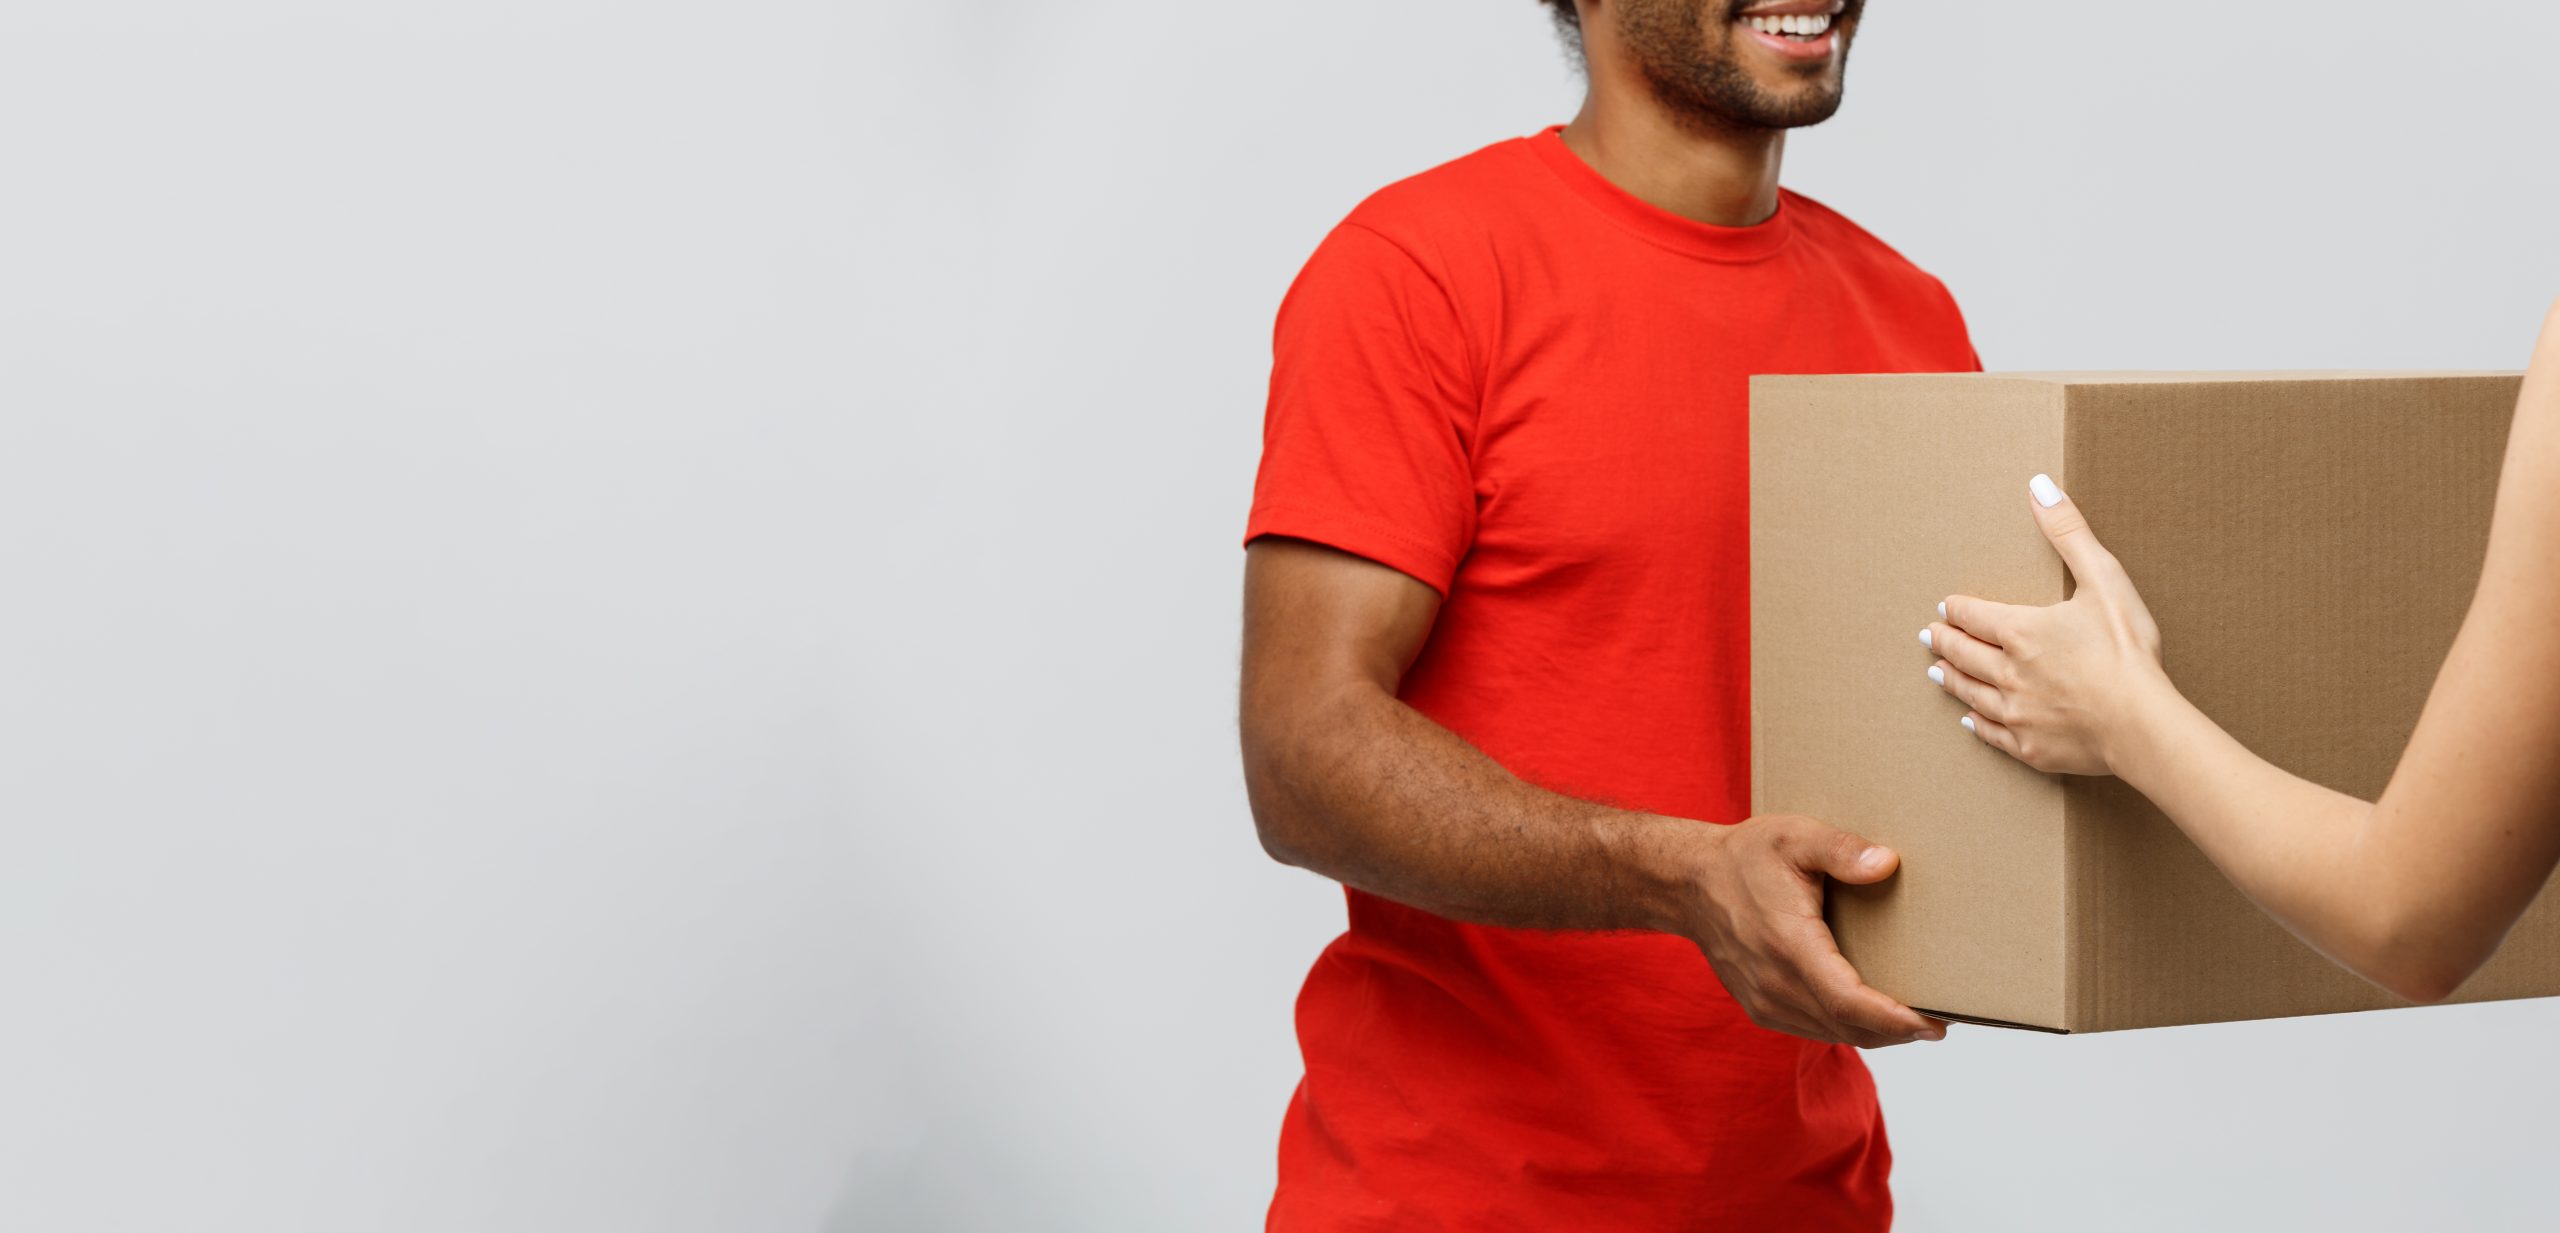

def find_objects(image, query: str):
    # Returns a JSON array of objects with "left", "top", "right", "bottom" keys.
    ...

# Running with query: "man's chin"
[{"left": 1741, "top": 89, "right": 1847, "bottom": 130}]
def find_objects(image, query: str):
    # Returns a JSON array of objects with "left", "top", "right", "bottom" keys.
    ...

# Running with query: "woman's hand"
[{"left": 1923, "top": 474, "right": 2176, "bottom": 776}]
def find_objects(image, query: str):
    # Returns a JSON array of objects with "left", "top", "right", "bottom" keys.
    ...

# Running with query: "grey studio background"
[{"left": 4, "top": 1, "right": 2557, "bottom": 1231}]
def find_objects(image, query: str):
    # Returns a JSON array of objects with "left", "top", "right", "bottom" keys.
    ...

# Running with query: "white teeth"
[{"left": 1746, "top": 12, "right": 1832, "bottom": 37}]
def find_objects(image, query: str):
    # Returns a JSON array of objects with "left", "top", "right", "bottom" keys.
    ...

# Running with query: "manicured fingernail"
[
  {"left": 1917, "top": 628, "right": 1933, "bottom": 649},
  {"left": 1960, "top": 715, "right": 1977, "bottom": 733},
  {"left": 2030, "top": 473, "right": 2065, "bottom": 508},
  {"left": 1860, "top": 846, "right": 1892, "bottom": 871},
  {"left": 1937, "top": 600, "right": 1947, "bottom": 620},
  {"left": 1927, "top": 665, "right": 1945, "bottom": 686}
]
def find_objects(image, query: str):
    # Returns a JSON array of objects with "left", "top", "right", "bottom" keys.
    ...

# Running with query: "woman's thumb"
[{"left": 2027, "top": 473, "right": 2115, "bottom": 585}]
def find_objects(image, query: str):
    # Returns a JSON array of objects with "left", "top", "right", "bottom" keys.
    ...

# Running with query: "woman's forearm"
[
  {"left": 1939, "top": 300, "right": 2560, "bottom": 1005},
  {"left": 2106, "top": 680, "right": 2498, "bottom": 1002}
]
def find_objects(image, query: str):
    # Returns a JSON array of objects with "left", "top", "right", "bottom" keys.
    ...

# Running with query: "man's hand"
[{"left": 1674, "top": 814, "right": 1948, "bottom": 1048}]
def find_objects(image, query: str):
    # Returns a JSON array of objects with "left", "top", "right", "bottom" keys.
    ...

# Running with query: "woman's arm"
[{"left": 1926, "top": 299, "right": 2560, "bottom": 1003}]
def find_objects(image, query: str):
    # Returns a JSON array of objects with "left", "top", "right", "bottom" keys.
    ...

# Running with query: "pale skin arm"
[
  {"left": 1924, "top": 300, "right": 2560, "bottom": 1003},
  {"left": 1241, "top": 537, "right": 1945, "bottom": 1047}
]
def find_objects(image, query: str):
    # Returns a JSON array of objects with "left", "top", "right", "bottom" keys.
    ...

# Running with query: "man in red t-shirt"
[{"left": 1240, "top": 1, "right": 1978, "bottom": 1228}]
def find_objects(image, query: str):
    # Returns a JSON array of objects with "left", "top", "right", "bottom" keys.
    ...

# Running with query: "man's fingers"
[
  {"left": 1928, "top": 659, "right": 2006, "bottom": 722},
  {"left": 1802, "top": 941, "right": 1942, "bottom": 1042},
  {"left": 1923, "top": 620, "right": 2008, "bottom": 689},
  {"left": 1744, "top": 979, "right": 1893, "bottom": 1049},
  {"left": 1837, "top": 1023, "right": 1930, "bottom": 1050},
  {"left": 1739, "top": 988, "right": 1834, "bottom": 1044},
  {"left": 1849, "top": 1014, "right": 1954, "bottom": 1049},
  {"left": 1727, "top": 971, "right": 1838, "bottom": 1042},
  {"left": 1736, "top": 818, "right": 1942, "bottom": 1046},
  {"left": 1939, "top": 593, "right": 2030, "bottom": 647},
  {"left": 1813, "top": 988, "right": 1910, "bottom": 1051}
]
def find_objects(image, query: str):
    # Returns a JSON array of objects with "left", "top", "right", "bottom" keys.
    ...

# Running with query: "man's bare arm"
[{"left": 1240, "top": 537, "right": 1943, "bottom": 1047}]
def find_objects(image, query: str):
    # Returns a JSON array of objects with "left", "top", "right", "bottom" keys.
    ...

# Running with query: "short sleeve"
[
  {"left": 1929, "top": 273, "right": 1984, "bottom": 372},
  {"left": 1245, "top": 222, "right": 1481, "bottom": 596}
]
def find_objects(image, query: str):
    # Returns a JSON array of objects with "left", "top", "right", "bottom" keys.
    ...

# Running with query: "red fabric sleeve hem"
[{"left": 1243, "top": 503, "right": 1462, "bottom": 598}]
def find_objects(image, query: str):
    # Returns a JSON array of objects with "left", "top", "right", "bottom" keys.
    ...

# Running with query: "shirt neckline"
[{"left": 1524, "top": 124, "right": 1798, "bottom": 264}]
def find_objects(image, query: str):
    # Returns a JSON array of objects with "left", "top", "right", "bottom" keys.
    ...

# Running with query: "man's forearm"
[
  {"left": 1236, "top": 538, "right": 1935, "bottom": 1045},
  {"left": 1244, "top": 679, "right": 1706, "bottom": 934}
]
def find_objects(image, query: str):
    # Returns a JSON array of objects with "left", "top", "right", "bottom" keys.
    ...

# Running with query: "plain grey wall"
[{"left": 5, "top": 1, "right": 2558, "bottom": 1230}]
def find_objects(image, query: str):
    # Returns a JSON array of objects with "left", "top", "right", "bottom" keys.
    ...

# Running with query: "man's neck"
[{"left": 1557, "top": 92, "right": 1785, "bottom": 229}]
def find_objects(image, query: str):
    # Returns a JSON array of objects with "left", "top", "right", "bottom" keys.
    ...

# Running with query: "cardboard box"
[{"left": 1749, "top": 371, "right": 2560, "bottom": 1032}]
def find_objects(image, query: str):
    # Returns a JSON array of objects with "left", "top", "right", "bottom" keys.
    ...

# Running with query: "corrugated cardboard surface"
[
  {"left": 1752, "top": 372, "right": 2552, "bottom": 1032},
  {"left": 2059, "top": 375, "right": 2543, "bottom": 1030},
  {"left": 1750, "top": 375, "right": 2070, "bottom": 1029}
]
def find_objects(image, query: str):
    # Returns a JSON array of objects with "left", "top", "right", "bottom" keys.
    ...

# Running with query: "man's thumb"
[{"left": 1818, "top": 831, "right": 1900, "bottom": 884}]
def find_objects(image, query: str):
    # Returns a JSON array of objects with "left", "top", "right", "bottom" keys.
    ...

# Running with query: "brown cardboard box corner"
[{"left": 1749, "top": 371, "right": 2553, "bottom": 1033}]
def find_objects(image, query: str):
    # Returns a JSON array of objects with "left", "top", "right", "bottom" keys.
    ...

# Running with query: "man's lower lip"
[{"left": 1738, "top": 23, "right": 1839, "bottom": 61}]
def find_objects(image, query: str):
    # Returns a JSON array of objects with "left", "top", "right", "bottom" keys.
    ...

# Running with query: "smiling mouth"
[
  {"left": 1732, "top": 3, "right": 1848, "bottom": 59},
  {"left": 1741, "top": 11, "right": 1834, "bottom": 40}
]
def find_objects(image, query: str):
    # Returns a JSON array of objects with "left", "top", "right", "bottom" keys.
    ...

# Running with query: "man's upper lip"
[{"left": 1736, "top": 0, "right": 1845, "bottom": 15}]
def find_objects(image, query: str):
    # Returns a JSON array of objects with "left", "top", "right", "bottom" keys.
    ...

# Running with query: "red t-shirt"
[{"left": 1246, "top": 127, "right": 1980, "bottom": 1231}]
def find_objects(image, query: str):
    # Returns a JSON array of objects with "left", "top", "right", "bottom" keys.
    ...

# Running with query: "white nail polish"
[
  {"left": 1961, "top": 715, "right": 1977, "bottom": 733},
  {"left": 1937, "top": 601, "right": 1947, "bottom": 620},
  {"left": 1927, "top": 665, "right": 1946, "bottom": 686},
  {"left": 2030, "top": 473, "right": 2065, "bottom": 508},
  {"left": 1917, "top": 628, "right": 1933, "bottom": 649}
]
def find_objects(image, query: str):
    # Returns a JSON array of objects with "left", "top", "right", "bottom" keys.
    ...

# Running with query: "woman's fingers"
[
  {"left": 1919, "top": 477, "right": 2162, "bottom": 778},
  {"left": 1921, "top": 620, "right": 2007, "bottom": 688},
  {"left": 1960, "top": 711, "right": 2027, "bottom": 762},
  {"left": 1928, "top": 659, "right": 2004, "bottom": 721},
  {"left": 1941, "top": 593, "right": 2032, "bottom": 647}
]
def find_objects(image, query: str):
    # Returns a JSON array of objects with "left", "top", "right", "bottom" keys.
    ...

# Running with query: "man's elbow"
[
  {"left": 1253, "top": 811, "right": 1310, "bottom": 870},
  {"left": 1246, "top": 779, "right": 1308, "bottom": 868},
  {"left": 1240, "top": 731, "right": 1314, "bottom": 870},
  {"left": 1239, "top": 668, "right": 1385, "bottom": 876}
]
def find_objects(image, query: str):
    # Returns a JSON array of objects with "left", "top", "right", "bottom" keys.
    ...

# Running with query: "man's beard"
[{"left": 1614, "top": 0, "right": 1854, "bottom": 133}]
